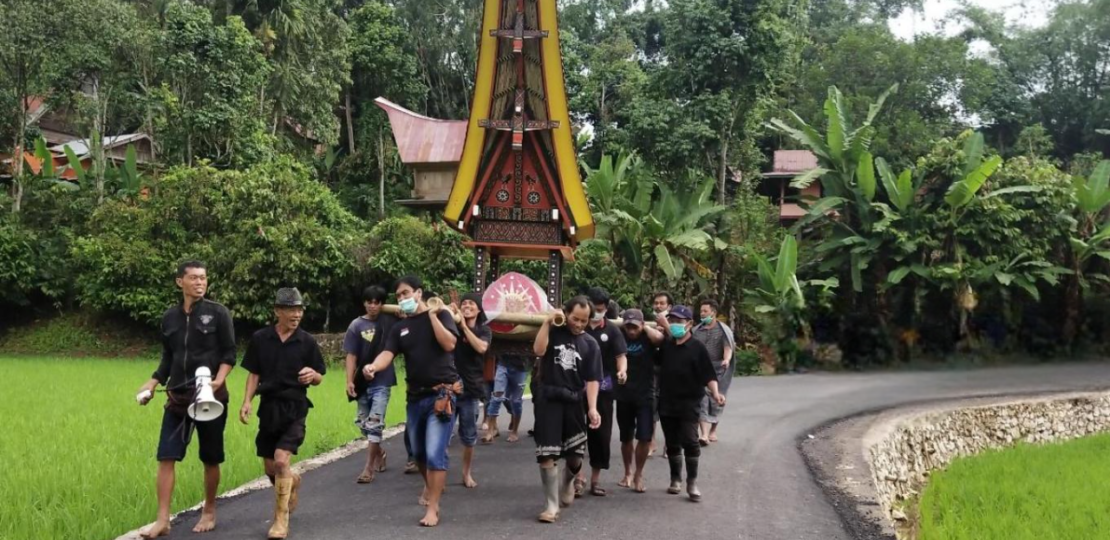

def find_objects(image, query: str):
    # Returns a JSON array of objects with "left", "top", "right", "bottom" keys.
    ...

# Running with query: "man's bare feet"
[
  {"left": 140, "top": 520, "right": 171, "bottom": 538},
  {"left": 481, "top": 429, "right": 499, "bottom": 444},
  {"left": 633, "top": 475, "right": 646, "bottom": 493},
  {"left": 708, "top": 432, "right": 718, "bottom": 443},
  {"left": 506, "top": 431, "right": 519, "bottom": 443},
  {"left": 419, "top": 508, "right": 440, "bottom": 527},
  {"left": 462, "top": 474, "right": 478, "bottom": 488},
  {"left": 617, "top": 474, "right": 632, "bottom": 488},
  {"left": 192, "top": 510, "right": 216, "bottom": 533},
  {"left": 418, "top": 489, "right": 429, "bottom": 507}
]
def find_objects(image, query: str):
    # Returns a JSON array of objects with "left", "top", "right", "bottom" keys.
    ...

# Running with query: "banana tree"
[
  {"left": 769, "top": 85, "right": 897, "bottom": 293},
  {"left": 933, "top": 133, "right": 1031, "bottom": 340},
  {"left": 1063, "top": 160, "right": 1110, "bottom": 343},
  {"left": 642, "top": 173, "right": 729, "bottom": 294},
  {"left": 749, "top": 235, "right": 837, "bottom": 372},
  {"left": 584, "top": 152, "right": 653, "bottom": 272},
  {"left": 584, "top": 154, "right": 728, "bottom": 297}
]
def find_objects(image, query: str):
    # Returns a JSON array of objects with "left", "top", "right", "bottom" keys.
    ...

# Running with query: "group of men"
[{"left": 136, "top": 261, "right": 735, "bottom": 538}]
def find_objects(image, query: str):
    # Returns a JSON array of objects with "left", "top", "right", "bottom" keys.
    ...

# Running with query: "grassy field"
[
  {"left": 918, "top": 433, "right": 1110, "bottom": 540},
  {"left": 0, "top": 356, "right": 407, "bottom": 540}
]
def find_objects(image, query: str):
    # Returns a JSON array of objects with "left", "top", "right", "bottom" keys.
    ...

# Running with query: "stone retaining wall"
[{"left": 866, "top": 393, "right": 1110, "bottom": 525}]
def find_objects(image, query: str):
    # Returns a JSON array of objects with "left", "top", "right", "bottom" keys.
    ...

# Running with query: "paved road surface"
[{"left": 161, "top": 363, "right": 1110, "bottom": 540}]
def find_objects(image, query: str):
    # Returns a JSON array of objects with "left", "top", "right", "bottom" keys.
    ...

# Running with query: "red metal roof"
[
  {"left": 772, "top": 150, "right": 818, "bottom": 173},
  {"left": 375, "top": 98, "right": 466, "bottom": 165}
]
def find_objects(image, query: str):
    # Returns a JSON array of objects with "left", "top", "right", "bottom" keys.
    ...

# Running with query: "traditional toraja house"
[
  {"left": 444, "top": 0, "right": 593, "bottom": 305},
  {"left": 374, "top": 97, "right": 467, "bottom": 208},
  {"left": 761, "top": 149, "right": 822, "bottom": 224}
]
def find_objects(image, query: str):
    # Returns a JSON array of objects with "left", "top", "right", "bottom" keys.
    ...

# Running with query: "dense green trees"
[{"left": 1, "top": 0, "right": 1110, "bottom": 366}]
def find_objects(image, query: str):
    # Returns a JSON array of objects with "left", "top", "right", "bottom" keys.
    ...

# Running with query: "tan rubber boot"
[
  {"left": 289, "top": 473, "right": 301, "bottom": 514},
  {"left": 559, "top": 463, "right": 578, "bottom": 508},
  {"left": 538, "top": 465, "right": 560, "bottom": 523},
  {"left": 268, "top": 477, "right": 293, "bottom": 539}
]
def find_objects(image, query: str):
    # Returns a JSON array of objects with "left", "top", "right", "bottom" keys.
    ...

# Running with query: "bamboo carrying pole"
[
  {"left": 380, "top": 300, "right": 566, "bottom": 327},
  {"left": 379, "top": 302, "right": 664, "bottom": 336}
]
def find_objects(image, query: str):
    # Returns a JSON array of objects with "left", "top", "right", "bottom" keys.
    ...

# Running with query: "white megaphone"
[{"left": 188, "top": 366, "right": 225, "bottom": 422}]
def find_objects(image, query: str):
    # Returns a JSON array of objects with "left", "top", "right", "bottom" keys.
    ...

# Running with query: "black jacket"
[{"left": 153, "top": 299, "right": 236, "bottom": 392}]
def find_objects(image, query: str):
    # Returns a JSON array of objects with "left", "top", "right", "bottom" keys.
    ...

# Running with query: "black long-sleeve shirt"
[{"left": 153, "top": 299, "right": 236, "bottom": 391}]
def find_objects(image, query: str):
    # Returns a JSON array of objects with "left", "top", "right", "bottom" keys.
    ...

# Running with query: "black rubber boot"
[
  {"left": 685, "top": 456, "right": 701, "bottom": 502},
  {"left": 667, "top": 454, "right": 683, "bottom": 494}
]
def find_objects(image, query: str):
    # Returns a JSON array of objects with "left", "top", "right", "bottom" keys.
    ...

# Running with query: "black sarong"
[{"left": 533, "top": 386, "right": 587, "bottom": 462}]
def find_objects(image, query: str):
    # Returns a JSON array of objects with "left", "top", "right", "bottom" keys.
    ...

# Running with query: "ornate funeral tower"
[{"left": 444, "top": 0, "right": 593, "bottom": 305}]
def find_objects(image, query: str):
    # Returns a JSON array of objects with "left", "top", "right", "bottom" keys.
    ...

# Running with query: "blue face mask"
[
  {"left": 669, "top": 323, "right": 687, "bottom": 339},
  {"left": 702, "top": 316, "right": 714, "bottom": 325},
  {"left": 399, "top": 297, "right": 418, "bottom": 314}
]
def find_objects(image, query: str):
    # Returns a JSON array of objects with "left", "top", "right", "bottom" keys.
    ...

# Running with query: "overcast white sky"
[{"left": 888, "top": 0, "right": 1054, "bottom": 41}]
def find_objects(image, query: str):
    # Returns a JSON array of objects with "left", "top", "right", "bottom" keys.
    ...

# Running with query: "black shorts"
[
  {"left": 533, "top": 394, "right": 587, "bottom": 463},
  {"left": 616, "top": 399, "right": 655, "bottom": 443},
  {"left": 156, "top": 408, "right": 227, "bottom": 465},
  {"left": 256, "top": 416, "right": 307, "bottom": 458}
]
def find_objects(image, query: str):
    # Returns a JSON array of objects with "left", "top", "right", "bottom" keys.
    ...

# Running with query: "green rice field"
[
  {"left": 918, "top": 433, "right": 1110, "bottom": 540},
  {"left": 0, "top": 356, "right": 406, "bottom": 540}
]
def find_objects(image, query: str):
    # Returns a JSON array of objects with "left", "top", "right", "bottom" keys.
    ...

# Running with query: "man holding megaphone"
[{"left": 136, "top": 260, "right": 237, "bottom": 538}]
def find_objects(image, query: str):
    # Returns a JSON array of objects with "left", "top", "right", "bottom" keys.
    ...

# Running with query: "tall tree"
[
  {"left": 384, "top": 0, "right": 482, "bottom": 119},
  {"left": 961, "top": 0, "right": 1110, "bottom": 160},
  {"left": 154, "top": 2, "right": 271, "bottom": 166},
  {"left": 0, "top": 0, "right": 65, "bottom": 213},
  {"left": 228, "top": 0, "right": 352, "bottom": 148},
  {"left": 56, "top": 0, "right": 146, "bottom": 204},
  {"left": 347, "top": 0, "right": 425, "bottom": 149},
  {"left": 626, "top": 0, "right": 803, "bottom": 200}
]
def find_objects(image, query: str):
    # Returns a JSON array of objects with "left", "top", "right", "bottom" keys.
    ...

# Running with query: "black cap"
[
  {"left": 275, "top": 287, "right": 304, "bottom": 307},
  {"left": 669, "top": 305, "right": 694, "bottom": 320},
  {"left": 622, "top": 308, "right": 645, "bottom": 327}
]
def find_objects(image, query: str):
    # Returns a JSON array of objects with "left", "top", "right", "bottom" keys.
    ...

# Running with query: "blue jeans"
[
  {"left": 355, "top": 385, "right": 391, "bottom": 443},
  {"left": 456, "top": 395, "right": 480, "bottom": 447},
  {"left": 406, "top": 393, "right": 457, "bottom": 471},
  {"left": 486, "top": 363, "right": 526, "bottom": 418}
]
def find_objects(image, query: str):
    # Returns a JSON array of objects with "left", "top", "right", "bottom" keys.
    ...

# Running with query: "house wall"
[
  {"left": 414, "top": 166, "right": 457, "bottom": 201},
  {"left": 105, "top": 139, "right": 154, "bottom": 162}
]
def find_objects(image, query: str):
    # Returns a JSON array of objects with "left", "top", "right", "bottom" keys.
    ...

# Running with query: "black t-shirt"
[
  {"left": 616, "top": 332, "right": 656, "bottom": 404},
  {"left": 656, "top": 335, "right": 717, "bottom": 419},
  {"left": 538, "top": 327, "right": 602, "bottom": 391},
  {"left": 242, "top": 326, "right": 328, "bottom": 397},
  {"left": 383, "top": 310, "right": 460, "bottom": 396},
  {"left": 456, "top": 321, "right": 493, "bottom": 400},
  {"left": 586, "top": 321, "right": 627, "bottom": 389}
]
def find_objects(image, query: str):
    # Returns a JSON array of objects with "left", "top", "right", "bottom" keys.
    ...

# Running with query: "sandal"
[
  {"left": 356, "top": 470, "right": 375, "bottom": 484},
  {"left": 590, "top": 484, "right": 607, "bottom": 497},
  {"left": 698, "top": 438, "right": 709, "bottom": 447}
]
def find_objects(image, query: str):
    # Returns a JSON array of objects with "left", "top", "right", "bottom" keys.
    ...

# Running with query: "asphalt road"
[{"left": 160, "top": 362, "right": 1110, "bottom": 540}]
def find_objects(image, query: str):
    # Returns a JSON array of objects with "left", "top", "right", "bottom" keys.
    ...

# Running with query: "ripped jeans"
[
  {"left": 356, "top": 385, "right": 392, "bottom": 443},
  {"left": 485, "top": 363, "right": 527, "bottom": 418}
]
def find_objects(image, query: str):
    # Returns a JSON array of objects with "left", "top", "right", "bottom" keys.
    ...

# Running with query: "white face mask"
[{"left": 591, "top": 311, "right": 604, "bottom": 322}]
